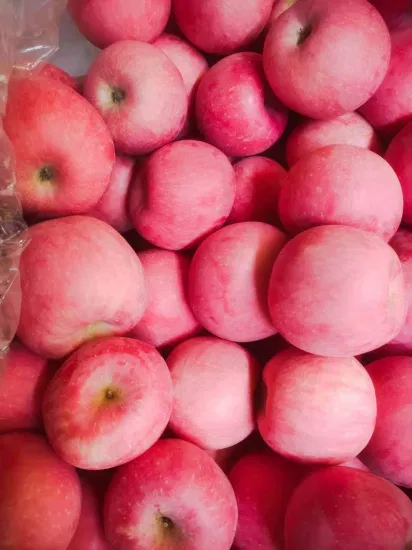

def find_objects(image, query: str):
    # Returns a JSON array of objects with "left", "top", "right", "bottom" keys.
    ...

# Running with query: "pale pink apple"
[
  {"left": 17, "top": 216, "right": 147, "bottom": 359},
  {"left": 189, "top": 222, "right": 287, "bottom": 342},
  {"left": 83, "top": 41, "right": 188, "bottom": 155},
  {"left": 43, "top": 337, "right": 172, "bottom": 470},
  {"left": 68, "top": 0, "right": 171, "bottom": 48},
  {"left": 104, "top": 438, "right": 238, "bottom": 550},
  {"left": 268, "top": 226, "right": 406, "bottom": 357},
  {"left": 263, "top": 0, "right": 391, "bottom": 119},
  {"left": 0, "top": 432, "right": 81, "bottom": 550},
  {"left": 386, "top": 121, "right": 412, "bottom": 226},
  {"left": 128, "top": 140, "right": 235, "bottom": 250},
  {"left": 38, "top": 63, "right": 78, "bottom": 90},
  {"left": 4, "top": 76, "right": 114, "bottom": 217}
]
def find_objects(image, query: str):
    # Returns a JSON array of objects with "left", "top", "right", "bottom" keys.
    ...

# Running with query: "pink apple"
[
  {"left": 173, "top": 0, "right": 274, "bottom": 55},
  {"left": 279, "top": 145, "right": 403, "bottom": 241},
  {"left": 87, "top": 155, "right": 134, "bottom": 233},
  {"left": 83, "top": 41, "right": 188, "bottom": 155},
  {"left": 263, "top": 0, "right": 391, "bottom": 119},
  {"left": 258, "top": 348, "right": 377, "bottom": 463},
  {"left": 0, "top": 432, "right": 81, "bottom": 550},
  {"left": 386, "top": 121, "right": 412, "bottom": 226},
  {"left": 361, "top": 356, "right": 412, "bottom": 487},
  {"left": 287, "top": 466, "right": 412, "bottom": 550},
  {"left": 128, "top": 140, "right": 235, "bottom": 250},
  {"left": 196, "top": 52, "right": 288, "bottom": 157},
  {"left": 38, "top": 63, "right": 78, "bottom": 90},
  {"left": 229, "top": 450, "right": 303, "bottom": 550},
  {"left": 360, "top": 29, "right": 412, "bottom": 138},
  {"left": 268, "top": 226, "right": 406, "bottom": 357},
  {"left": 43, "top": 337, "right": 172, "bottom": 470},
  {"left": 68, "top": 0, "right": 171, "bottom": 48},
  {"left": 0, "top": 341, "right": 53, "bottom": 432},
  {"left": 167, "top": 336, "right": 260, "bottom": 450},
  {"left": 130, "top": 249, "right": 201, "bottom": 349},
  {"left": 286, "top": 112, "right": 382, "bottom": 166},
  {"left": 17, "top": 216, "right": 147, "bottom": 359},
  {"left": 189, "top": 222, "right": 287, "bottom": 342},
  {"left": 104, "top": 438, "right": 238, "bottom": 550},
  {"left": 4, "top": 76, "right": 114, "bottom": 217}
]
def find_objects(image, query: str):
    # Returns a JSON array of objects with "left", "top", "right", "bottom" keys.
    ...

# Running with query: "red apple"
[
  {"left": 167, "top": 336, "right": 260, "bottom": 450},
  {"left": 196, "top": 52, "right": 288, "bottom": 157},
  {"left": 263, "top": 0, "right": 391, "bottom": 119},
  {"left": 4, "top": 76, "right": 115, "bottom": 217},
  {"left": 189, "top": 222, "right": 287, "bottom": 342},
  {"left": 285, "top": 466, "right": 412, "bottom": 550},
  {"left": 173, "top": 0, "right": 274, "bottom": 55},
  {"left": 83, "top": 40, "right": 188, "bottom": 155},
  {"left": 128, "top": 140, "right": 235, "bottom": 250},
  {"left": 0, "top": 432, "right": 81, "bottom": 550},
  {"left": 130, "top": 249, "right": 201, "bottom": 349},
  {"left": 258, "top": 348, "right": 377, "bottom": 464},
  {"left": 268, "top": 226, "right": 406, "bottom": 357},
  {"left": 0, "top": 341, "right": 53, "bottom": 432},
  {"left": 386, "top": 121, "right": 412, "bottom": 226},
  {"left": 104, "top": 438, "right": 238, "bottom": 550},
  {"left": 17, "top": 216, "right": 147, "bottom": 359},
  {"left": 43, "top": 337, "right": 172, "bottom": 470},
  {"left": 68, "top": 0, "right": 171, "bottom": 48},
  {"left": 286, "top": 112, "right": 382, "bottom": 167},
  {"left": 38, "top": 63, "right": 78, "bottom": 90}
]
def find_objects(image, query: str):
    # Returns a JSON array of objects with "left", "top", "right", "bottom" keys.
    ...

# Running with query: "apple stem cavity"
[
  {"left": 111, "top": 87, "right": 126, "bottom": 105},
  {"left": 297, "top": 24, "right": 312, "bottom": 46},
  {"left": 38, "top": 165, "right": 55, "bottom": 184}
]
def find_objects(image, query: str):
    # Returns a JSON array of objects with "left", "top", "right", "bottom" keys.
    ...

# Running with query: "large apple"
[{"left": 386, "top": 121, "right": 412, "bottom": 226}]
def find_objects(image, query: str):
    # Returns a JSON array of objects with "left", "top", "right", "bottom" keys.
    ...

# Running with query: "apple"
[
  {"left": 43, "top": 337, "right": 172, "bottom": 470},
  {"left": 130, "top": 249, "right": 201, "bottom": 349},
  {"left": 68, "top": 0, "right": 171, "bottom": 48},
  {"left": 38, "top": 63, "right": 78, "bottom": 90},
  {"left": 189, "top": 222, "right": 287, "bottom": 342},
  {"left": 0, "top": 432, "right": 81, "bottom": 550},
  {"left": 128, "top": 140, "right": 235, "bottom": 250},
  {"left": 173, "top": 0, "right": 274, "bottom": 55},
  {"left": 83, "top": 40, "right": 188, "bottom": 155},
  {"left": 0, "top": 341, "right": 53, "bottom": 432},
  {"left": 167, "top": 336, "right": 260, "bottom": 450},
  {"left": 268, "top": 225, "right": 406, "bottom": 357},
  {"left": 279, "top": 145, "right": 403, "bottom": 241},
  {"left": 87, "top": 155, "right": 134, "bottom": 233},
  {"left": 360, "top": 29, "right": 412, "bottom": 138},
  {"left": 285, "top": 466, "right": 412, "bottom": 550},
  {"left": 263, "top": 0, "right": 391, "bottom": 119},
  {"left": 17, "top": 216, "right": 147, "bottom": 359},
  {"left": 104, "top": 438, "right": 238, "bottom": 550},
  {"left": 229, "top": 449, "right": 303, "bottom": 550},
  {"left": 258, "top": 348, "right": 377, "bottom": 464},
  {"left": 196, "top": 52, "right": 288, "bottom": 157},
  {"left": 286, "top": 112, "right": 382, "bottom": 166},
  {"left": 4, "top": 76, "right": 115, "bottom": 217},
  {"left": 386, "top": 121, "right": 412, "bottom": 226}
]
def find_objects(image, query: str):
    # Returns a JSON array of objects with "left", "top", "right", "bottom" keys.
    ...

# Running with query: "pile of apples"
[{"left": 2, "top": 0, "right": 412, "bottom": 548}]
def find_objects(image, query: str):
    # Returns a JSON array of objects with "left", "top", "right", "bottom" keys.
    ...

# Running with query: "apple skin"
[
  {"left": 128, "top": 140, "right": 235, "bottom": 250},
  {"left": 286, "top": 112, "right": 382, "bottom": 167},
  {"left": 167, "top": 336, "right": 260, "bottom": 450},
  {"left": 130, "top": 249, "right": 201, "bottom": 349},
  {"left": 258, "top": 348, "right": 377, "bottom": 464},
  {"left": 0, "top": 341, "right": 54, "bottom": 432},
  {"left": 196, "top": 52, "right": 288, "bottom": 157},
  {"left": 68, "top": 0, "right": 171, "bottom": 48},
  {"left": 279, "top": 145, "right": 403, "bottom": 241},
  {"left": 386, "top": 121, "right": 412, "bottom": 227},
  {"left": 173, "top": 0, "right": 274, "bottom": 55},
  {"left": 270, "top": 0, "right": 297, "bottom": 23},
  {"left": 285, "top": 466, "right": 412, "bottom": 550},
  {"left": 104, "top": 438, "right": 238, "bottom": 550},
  {"left": 370, "top": 0, "right": 412, "bottom": 30},
  {"left": 268, "top": 225, "right": 406, "bottom": 357},
  {"left": 83, "top": 40, "right": 188, "bottom": 155},
  {"left": 43, "top": 337, "right": 172, "bottom": 470},
  {"left": 0, "top": 432, "right": 82, "bottom": 550},
  {"left": 38, "top": 63, "right": 78, "bottom": 90},
  {"left": 189, "top": 222, "right": 287, "bottom": 343},
  {"left": 4, "top": 76, "right": 115, "bottom": 217},
  {"left": 263, "top": 0, "right": 391, "bottom": 119},
  {"left": 87, "top": 155, "right": 134, "bottom": 234},
  {"left": 17, "top": 216, "right": 147, "bottom": 359}
]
